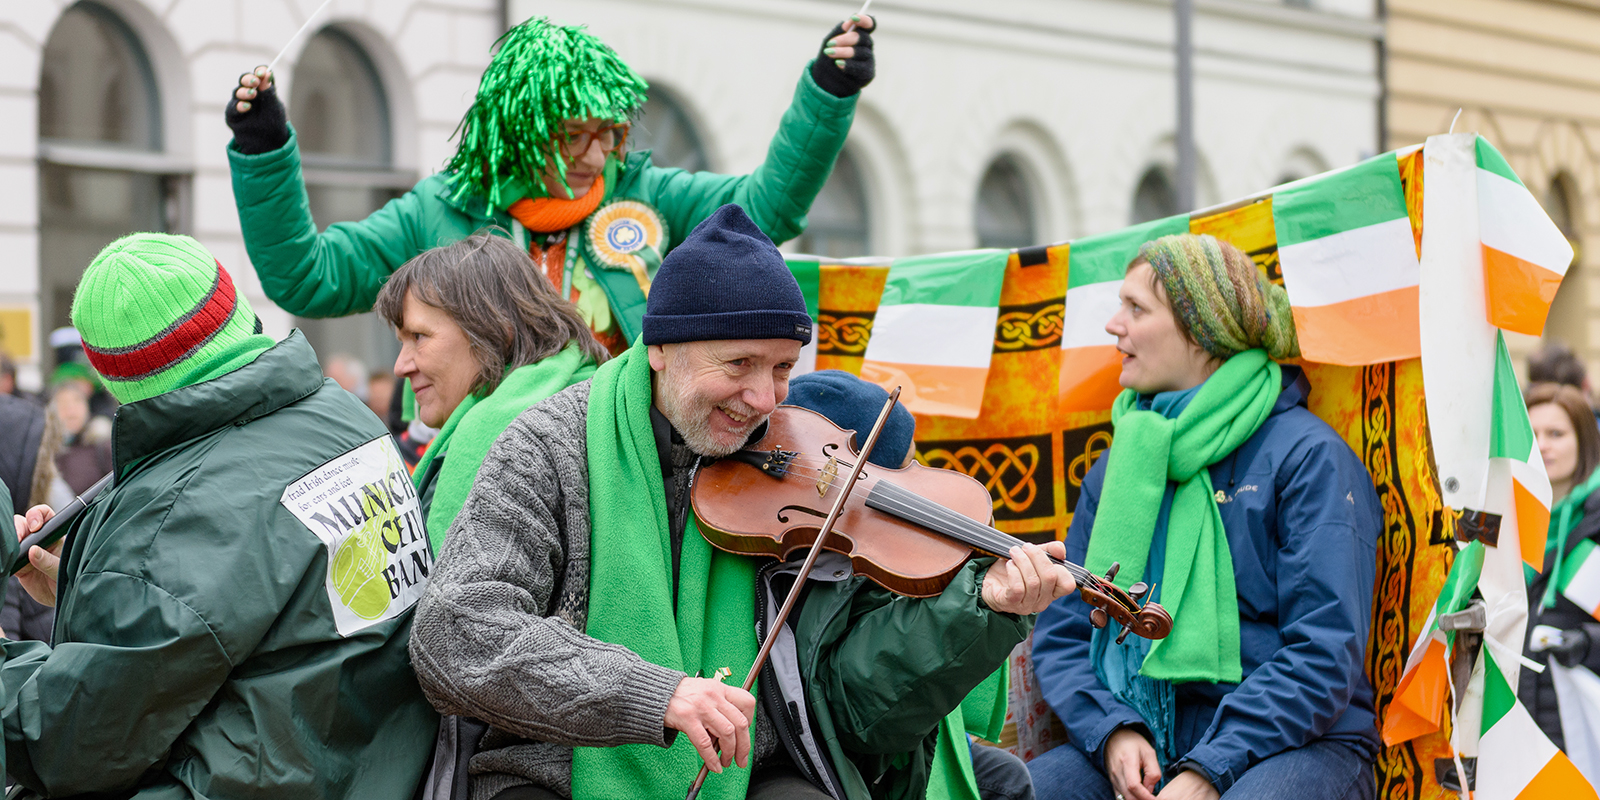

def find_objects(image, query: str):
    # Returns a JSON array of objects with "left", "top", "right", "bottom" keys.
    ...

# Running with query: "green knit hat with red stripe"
[{"left": 72, "top": 233, "right": 271, "bottom": 404}]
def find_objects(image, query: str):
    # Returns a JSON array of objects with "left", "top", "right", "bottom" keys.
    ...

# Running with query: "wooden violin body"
[{"left": 691, "top": 406, "right": 1173, "bottom": 641}]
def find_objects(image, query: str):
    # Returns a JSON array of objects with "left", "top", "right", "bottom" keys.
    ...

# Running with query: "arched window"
[
  {"left": 38, "top": 2, "right": 180, "bottom": 352},
  {"left": 975, "top": 155, "right": 1037, "bottom": 250},
  {"left": 1542, "top": 174, "right": 1586, "bottom": 347},
  {"left": 632, "top": 87, "right": 709, "bottom": 172},
  {"left": 288, "top": 29, "right": 413, "bottom": 376},
  {"left": 1131, "top": 166, "right": 1178, "bottom": 225},
  {"left": 794, "top": 148, "right": 871, "bottom": 257}
]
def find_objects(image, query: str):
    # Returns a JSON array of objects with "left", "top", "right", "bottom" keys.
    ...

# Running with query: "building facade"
[
  {"left": 1386, "top": 0, "right": 1600, "bottom": 377},
  {"left": 0, "top": 0, "right": 1381, "bottom": 390}
]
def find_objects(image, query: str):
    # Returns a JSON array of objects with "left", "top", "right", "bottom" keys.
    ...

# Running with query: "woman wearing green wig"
[
  {"left": 1029, "top": 234, "right": 1383, "bottom": 800},
  {"left": 226, "top": 13, "right": 874, "bottom": 353}
]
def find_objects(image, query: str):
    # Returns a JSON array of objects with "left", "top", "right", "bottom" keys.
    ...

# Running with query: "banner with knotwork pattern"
[{"left": 783, "top": 145, "right": 1464, "bottom": 800}]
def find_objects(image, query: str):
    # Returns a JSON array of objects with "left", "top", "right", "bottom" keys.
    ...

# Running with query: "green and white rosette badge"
[
  {"left": 280, "top": 436, "right": 433, "bottom": 636},
  {"left": 584, "top": 199, "right": 668, "bottom": 293}
]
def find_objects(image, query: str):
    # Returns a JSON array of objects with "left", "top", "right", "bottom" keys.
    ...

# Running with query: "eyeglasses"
[{"left": 559, "top": 124, "right": 630, "bottom": 156}]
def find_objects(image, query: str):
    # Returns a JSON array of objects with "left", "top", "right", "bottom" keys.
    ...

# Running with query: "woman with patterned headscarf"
[
  {"left": 1028, "top": 234, "right": 1384, "bottom": 800},
  {"left": 225, "top": 13, "right": 874, "bottom": 353}
]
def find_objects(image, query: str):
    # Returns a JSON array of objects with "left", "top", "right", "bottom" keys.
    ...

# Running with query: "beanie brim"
[{"left": 642, "top": 309, "right": 813, "bottom": 346}]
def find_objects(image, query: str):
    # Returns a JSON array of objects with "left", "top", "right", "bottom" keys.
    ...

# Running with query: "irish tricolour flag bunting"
[
  {"left": 1273, "top": 153, "right": 1422, "bottom": 365},
  {"left": 1057, "top": 215, "right": 1189, "bottom": 413},
  {"left": 859, "top": 250, "right": 1008, "bottom": 418},
  {"left": 1477, "top": 647, "right": 1599, "bottom": 799},
  {"left": 1561, "top": 540, "right": 1600, "bottom": 621},
  {"left": 1384, "top": 541, "right": 1485, "bottom": 746},
  {"left": 1477, "top": 137, "right": 1576, "bottom": 336},
  {"left": 1489, "top": 331, "right": 1554, "bottom": 570}
]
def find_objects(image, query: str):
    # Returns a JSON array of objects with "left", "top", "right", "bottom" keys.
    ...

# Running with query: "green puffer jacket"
[
  {"left": 0, "top": 333, "right": 438, "bottom": 799},
  {"left": 227, "top": 67, "right": 855, "bottom": 343}
]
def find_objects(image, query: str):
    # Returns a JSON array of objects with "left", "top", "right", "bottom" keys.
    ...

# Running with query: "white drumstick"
[
  {"left": 843, "top": 0, "right": 872, "bottom": 31},
  {"left": 267, "top": 0, "right": 336, "bottom": 74}
]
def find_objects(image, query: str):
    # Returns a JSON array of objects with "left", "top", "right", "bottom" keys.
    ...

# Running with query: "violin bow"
[{"left": 683, "top": 387, "right": 903, "bottom": 800}]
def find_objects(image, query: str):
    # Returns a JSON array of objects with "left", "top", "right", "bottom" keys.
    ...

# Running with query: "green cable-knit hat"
[
  {"left": 72, "top": 233, "right": 260, "bottom": 404},
  {"left": 1138, "top": 233, "right": 1300, "bottom": 361},
  {"left": 445, "top": 17, "right": 648, "bottom": 208}
]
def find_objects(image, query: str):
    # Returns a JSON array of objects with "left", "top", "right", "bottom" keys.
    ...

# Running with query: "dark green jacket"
[
  {"left": 0, "top": 333, "right": 437, "bottom": 798},
  {"left": 227, "top": 67, "right": 856, "bottom": 342}
]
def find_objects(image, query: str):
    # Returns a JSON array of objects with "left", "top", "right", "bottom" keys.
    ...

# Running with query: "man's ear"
[{"left": 647, "top": 344, "right": 668, "bottom": 371}]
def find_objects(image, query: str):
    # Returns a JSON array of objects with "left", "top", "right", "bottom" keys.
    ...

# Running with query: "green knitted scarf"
[
  {"left": 573, "top": 342, "right": 759, "bottom": 800},
  {"left": 1085, "top": 349, "right": 1282, "bottom": 683}
]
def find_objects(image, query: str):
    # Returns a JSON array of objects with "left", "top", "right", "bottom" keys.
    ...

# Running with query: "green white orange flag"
[
  {"left": 1272, "top": 153, "right": 1422, "bottom": 365},
  {"left": 1477, "top": 647, "right": 1599, "bottom": 799},
  {"left": 1489, "top": 331, "right": 1553, "bottom": 570},
  {"left": 1384, "top": 541, "right": 1485, "bottom": 746},
  {"left": 859, "top": 250, "right": 1009, "bottom": 418},
  {"left": 1057, "top": 215, "right": 1189, "bottom": 413},
  {"left": 1560, "top": 540, "right": 1600, "bottom": 621},
  {"left": 1477, "top": 137, "right": 1575, "bottom": 336}
]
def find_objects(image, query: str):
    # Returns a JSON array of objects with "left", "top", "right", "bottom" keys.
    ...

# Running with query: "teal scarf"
[
  {"left": 572, "top": 342, "right": 759, "bottom": 800},
  {"left": 412, "top": 343, "right": 596, "bottom": 551},
  {"left": 1085, "top": 349, "right": 1281, "bottom": 682}
]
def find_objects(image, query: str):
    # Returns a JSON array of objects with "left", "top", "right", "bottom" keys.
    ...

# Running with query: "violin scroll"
[{"left": 1075, "top": 561, "right": 1174, "bottom": 642}]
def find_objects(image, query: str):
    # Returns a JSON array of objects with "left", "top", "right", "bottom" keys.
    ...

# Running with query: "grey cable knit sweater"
[{"left": 409, "top": 382, "right": 781, "bottom": 800}]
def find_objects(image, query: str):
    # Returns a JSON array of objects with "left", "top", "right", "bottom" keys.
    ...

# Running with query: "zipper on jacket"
[{"left": 754, "top": 561, "right": 830, "bottom": 793}]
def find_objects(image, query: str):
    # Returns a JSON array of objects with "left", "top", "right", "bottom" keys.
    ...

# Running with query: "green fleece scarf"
[
  {"left": 1534, "top": 466, "right": 1600, "bottom": 607},
  {"left": 413, "top": 344, "right": 596, "bottom": 551},
  {"left": 573, "top": 342, "right": 759, "bottom": 800},
  {"left": 1085, "top": 349, "right": 1282, "bottom": 683}
]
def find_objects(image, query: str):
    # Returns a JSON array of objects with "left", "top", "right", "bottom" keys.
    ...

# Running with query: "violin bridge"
[{"left": 817, "top": 456, "right": 839, "bottom": 498}]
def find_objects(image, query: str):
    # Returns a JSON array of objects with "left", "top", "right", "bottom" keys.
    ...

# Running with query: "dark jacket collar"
[
  {"left": 111, "top": 332, "right": 324, "bottom": 475},
  {"left": 1275, "top": 364, "right": 1312, "bottom": 415}
]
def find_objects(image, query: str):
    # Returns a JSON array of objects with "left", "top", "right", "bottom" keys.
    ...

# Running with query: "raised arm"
[
  {"left": 225, "top": 74, "right": 434, "bottom": 318},
  {"left": 642, "top": 17, "right": 874, "bottom": 248}
]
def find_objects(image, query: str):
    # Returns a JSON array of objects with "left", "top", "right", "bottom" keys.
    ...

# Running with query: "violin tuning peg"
[
  {"left": 1116, "top": 627, "right": 1132, "bottom": 646},
  {"left": 1089, "top": 608, "right": 1109, "bottom": 629},
  {"left": 1128, "top": 581, "right": 1149, "bottom": 602},
  {"left": 1104, "top": 562, "right": 1120, "bottom": 583}
]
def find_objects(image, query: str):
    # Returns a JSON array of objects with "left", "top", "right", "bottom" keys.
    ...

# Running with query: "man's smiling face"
[{"left": 649, "top": 339, "right": 801, "bottom": 457}]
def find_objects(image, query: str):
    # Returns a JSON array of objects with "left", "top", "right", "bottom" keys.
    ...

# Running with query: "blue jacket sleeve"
[
  {"left": 1179, "top": 439, "right": 1379, "bottom": 791},
  {"left": 1032, "top": 458, "right": 1146, "bottom": 765}
]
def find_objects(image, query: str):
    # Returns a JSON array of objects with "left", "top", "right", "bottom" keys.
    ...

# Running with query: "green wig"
[{"left": 446, "top": 18, "right": 649, "bottom": 208}]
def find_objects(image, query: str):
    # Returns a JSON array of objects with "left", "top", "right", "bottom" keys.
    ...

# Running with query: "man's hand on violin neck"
[
  {"left": 664, "top": 677, "right": 756, "bottom": 774},
  {"left": 980, "top": 540, "right": 1076, "bottom": 616}
]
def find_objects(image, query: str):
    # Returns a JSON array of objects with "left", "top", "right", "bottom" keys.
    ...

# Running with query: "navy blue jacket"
[{"left": 1032, "top": 367, "right": 1381, "bottom": 792}]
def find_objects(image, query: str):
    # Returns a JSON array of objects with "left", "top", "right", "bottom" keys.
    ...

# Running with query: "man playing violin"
[{"left": 409, "top": 203, "right": 1077, "bottom": 800}]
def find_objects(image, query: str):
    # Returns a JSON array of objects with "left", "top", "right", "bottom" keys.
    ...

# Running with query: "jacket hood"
[
  {"left": 1274, "top": 364, "right": 1311, "bottom": 416},
  {"left": 111, "top": 331, "right": 323, "bottom": 475}
]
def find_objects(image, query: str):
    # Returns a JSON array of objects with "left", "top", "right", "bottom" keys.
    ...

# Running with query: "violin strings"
[{"left": 738, "top": 457, "right": 1115, "bottom": 592}]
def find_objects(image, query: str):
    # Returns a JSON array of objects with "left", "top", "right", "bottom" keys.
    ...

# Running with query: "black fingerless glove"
[
  {"left": 225, "top": 78, "right": 290, "bottom": 155},
  {"left": 810, "top": 21, "right": 875, "bottom": 98}
]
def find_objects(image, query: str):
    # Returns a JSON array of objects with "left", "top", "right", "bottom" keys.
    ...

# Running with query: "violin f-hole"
[{"left": 777, "top": 505, "right": 828, "bottom": 524}]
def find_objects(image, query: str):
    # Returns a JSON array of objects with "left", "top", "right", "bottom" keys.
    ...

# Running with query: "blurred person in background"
[
  {"left": 225, "top": 13, "right": 875, "bottom": 355},
  {"left": 323, "top": 352, "right": 369, "bottom": 402},
  {"left": 1521, "top": 382, "right": 1600, "bottom": 751},
  {"left": 1, "top": 349, "right": 31, "bottom": 403},
  {"left": 1530, "top": 343, "right": 1596, "bottom": 409},
  {"left": 374, "top": 231, "right": 606, "bottom": 551},
  {"left": 48, "top": 327, "right": 117, "bottom": 422},
  {"left": 49, "top": 361, "right": 112, "bottom": 445},
  {"left": 0, "top": 381, "right": 59, "bottom": 643},
  {"left": 368, "top": 370, "right": 397, "bottom": 425},
  {"left": 49, "top": 381, "right": 111, "bottom": 495}
]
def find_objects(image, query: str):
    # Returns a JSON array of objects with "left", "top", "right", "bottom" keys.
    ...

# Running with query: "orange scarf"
[{"left": 507, "top": 175, "right": 606, "bottom": 234}]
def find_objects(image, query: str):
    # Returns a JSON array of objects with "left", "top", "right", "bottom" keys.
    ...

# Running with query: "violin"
[{"left": 690, "top": 405, "right": 1173, "bottom": 643}]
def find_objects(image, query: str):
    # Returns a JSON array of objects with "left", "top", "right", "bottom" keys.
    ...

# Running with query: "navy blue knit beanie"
[
  {"left": 642, "top": 204, "right": 813, "bottom": 345},
  {"left": 784, "top": 370, "right": 915, "bottom": 469}
]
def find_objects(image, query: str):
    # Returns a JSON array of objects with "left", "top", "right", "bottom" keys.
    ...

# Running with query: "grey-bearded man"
[{"left": 409, "top": 203, "right": 1075, "bottom": 800}]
